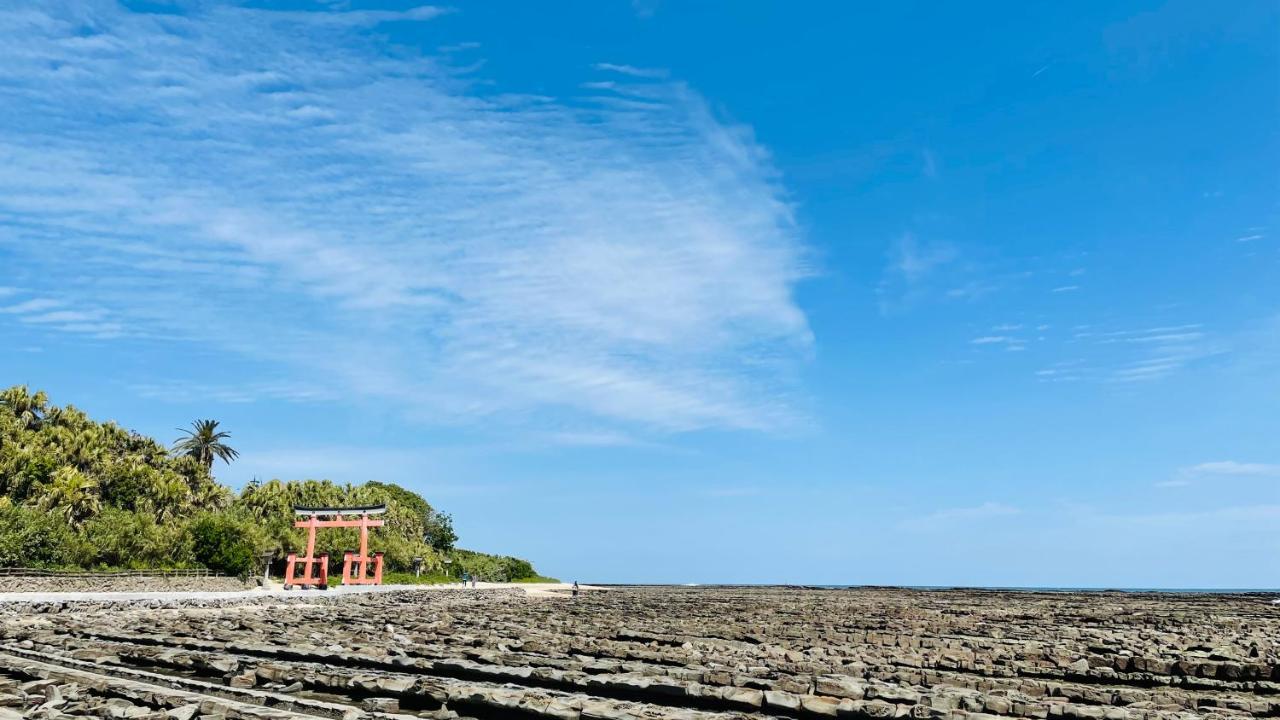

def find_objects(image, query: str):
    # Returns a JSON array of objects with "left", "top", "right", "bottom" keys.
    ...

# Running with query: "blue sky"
[{"left": 1, "top": 1, "right": 1277, "bottom": 587}]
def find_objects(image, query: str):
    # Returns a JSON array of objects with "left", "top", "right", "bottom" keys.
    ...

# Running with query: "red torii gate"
[{"left": 283, "top": 504, "right": 386, "bottom": 590}]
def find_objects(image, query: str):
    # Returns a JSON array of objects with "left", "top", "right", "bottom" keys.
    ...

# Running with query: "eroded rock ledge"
[{"left": 0, "top": 586, "right": 1274, "bottom": 719}]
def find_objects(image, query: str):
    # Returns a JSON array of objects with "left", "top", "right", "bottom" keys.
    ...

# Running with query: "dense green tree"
[
  {"left": 140, "top": 474, "right": 191, "bottom": 524},
  {"left": 80, "top": 508, "right": 194, "bottom": 569},
  {"left": 189, "top": 511, "right": 265, "bottom": 576},
  {"left": 0, "top": 502, "right": 81, "bottom": 567},
  {"left": 451, "top": 549, "right": 538, "bottom": 582},
  {"left": 362, "top": 480, "right": 457, "bottom": 552},
  {"left": 0, "top": 449, "right": 56, "bottom": 503}
]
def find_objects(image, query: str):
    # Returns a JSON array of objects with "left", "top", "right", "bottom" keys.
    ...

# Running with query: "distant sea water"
[
  {"left": 619, "top": 583, "right": 1280, "bottom": 594},
  {"left": 828, "top": 585, "right": 1280, "bottom": 594}
]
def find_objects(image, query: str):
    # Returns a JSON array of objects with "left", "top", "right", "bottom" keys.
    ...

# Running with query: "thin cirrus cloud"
[
  {"left": 1034, "top": 324, "right": 1223, "bottom": 384},
  {"left": 1154, "top": 460, "right": 1280, "bottom": 488},
  {"left": 900, "top": 501, "right": 1021, "bottom": 530},
  {"left": 0, "top": 296, "right": 123, "bottom": 338},
  {"left": 1101, "top": 325, "right": 1221, "bottom": 383},
  {"left": 875, "top": 233, "right": 960, "bottom": 313},
  {"left": 0, "top": 2, "right": 812, "bottom": 434},
  {"left": 926, "top": 501, "right": 1020, "bottom": 521},
  {"left": 593, "top": 62, "right": 671, "bottom": 79},
  {"left": 1182, "top": 461, "right": 1280, "bottom": 477},
  {"left": 969, "top": 335, "right": 1028, "bottom": 352}
]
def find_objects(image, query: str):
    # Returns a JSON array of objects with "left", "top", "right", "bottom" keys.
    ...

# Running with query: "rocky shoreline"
[{"left": 0, "top": 586, "right": 1274, "bottom": 719}]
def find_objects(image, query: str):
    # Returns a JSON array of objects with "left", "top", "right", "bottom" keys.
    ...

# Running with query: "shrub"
[
  {"left": 0, "top": 503, "right": 81, "bottom": 567},
  {"left": 189, "top": 512, "right": 264, "bottom": 576},
  {"left": 451, "top": 549, "right": 539, "bottom": 582},
  {"left": 80, "top": 508, "right": 194, "bottom": 569}
]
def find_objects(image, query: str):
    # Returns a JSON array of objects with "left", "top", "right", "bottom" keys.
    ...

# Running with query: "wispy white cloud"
[
  {"left": 890, "top": 234, "right": 956, "bottom": 282},
  {"left": 877, "top": 234, "right": 962, "bottom": 312},
  {"left": 1094, "top": 504, "right": 1280, "bottom": 529},
  {"left": 129, "top": 381, "right": 334, "bottom": 406},
  {"left": 232, "top": 446, "right": 459, "bottom": 490},
  {"left": 630, "top": 0, "right": 661, "bottom": 19},
  {"left": 0, "top": 294, "right": 123, "bottom": 338},
  {"left": 1182, "top": 461, "right": 1280, "bottom": 477},
  {"left": 593, "top": 62, "right": 669, "bottom": 79},
  {"left": 1036, "top": 323, "right": 1224, "bottom": 384},
  {"left": 1051, "top": 285, "right": 1080, "bottom": 293},
  {"left": 541, "top": 430, "right": 646, "bottom": 448},
  {"left": 928, "top": 501, "right": 1020, "bottom": 521},
  {"left": 920, "top": 149, "right": 938, "bottom": 179},
  {"left": 1035, "top": 359, "right": 1087, "bottom": 382},
  {"left": 0, "top": 2, "right": 811, "bottom": 435},
  {"left": 944, "top": 280, "right": 997, "bottom": 301},
  {"left": 902, "top": 501, "right": 1020, "bottom": 530},
  {"left": 970, "top": 333, "right": 1028, "bottom": 353},
  {"left": 1153, "top": 460, "right": 1280, "bottom": 489},
  {"left": 1105, "top": 325, "right": 1221, "bottom": 383},
  {"left": 0, "top": 299, "right": 62, "bottom": 315},
  {"left": 257, "top": 5, "right": 451, "bottom": 28},
  {"left": 696, "top": 486, "right": 764, "bottom": 498},
  {"left": 20, "top": 310, "right": 105, "bottom": 325}
]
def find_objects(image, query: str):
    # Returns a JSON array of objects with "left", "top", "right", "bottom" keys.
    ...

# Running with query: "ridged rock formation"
[{"left": 0, "top": 586, "right": 1275, "bottom": 719}]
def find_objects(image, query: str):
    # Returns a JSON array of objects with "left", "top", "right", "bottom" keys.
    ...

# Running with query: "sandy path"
[{"left": 0, "top": 581, "right": 605, "bottom": 604}]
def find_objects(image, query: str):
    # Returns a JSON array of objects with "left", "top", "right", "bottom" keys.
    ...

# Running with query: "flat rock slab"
[{"left": 0, "top": 586, "right": 1274, "bottom": 720}]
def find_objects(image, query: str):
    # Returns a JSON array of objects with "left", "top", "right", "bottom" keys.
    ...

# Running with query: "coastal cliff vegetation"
[{"left": 0, "top": 385, "right": 543, "bottom": 580}]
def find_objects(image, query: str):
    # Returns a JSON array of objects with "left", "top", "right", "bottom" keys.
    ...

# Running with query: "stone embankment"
[
  {"left": 0, "top": 574, "right": 254, "bottom": 594},
  {"left": 0, "top": 586, "right": 1274, "bottom": 719}
]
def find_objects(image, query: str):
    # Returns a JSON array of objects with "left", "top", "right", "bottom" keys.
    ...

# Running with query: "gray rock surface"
[{"left": 0, "top": 586, "right": 1274, "bottom": 719}]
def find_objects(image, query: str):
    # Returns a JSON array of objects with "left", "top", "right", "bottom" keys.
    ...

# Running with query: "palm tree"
[
  {"left": 172, "top": 419, "right": 239, "bottom": 474},
  {"left": 239, "top": 478, "right": 289, "bottom": 521},
  {"left": 37, "top": 466, "right": 101, "bottom": 528},
  {"left": 0, "top": 385, "right": 48, "bottom": 430},
  {"left": 141, "top": 474, "right": 192, "bottom": 523},
  {"left": 190, "top": 478, "right": 232, "bottom": 512}
]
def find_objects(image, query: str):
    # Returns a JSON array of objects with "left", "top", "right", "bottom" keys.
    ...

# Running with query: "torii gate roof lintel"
[
  {"left": 293, "top": 504, "right": 387, "bottom": 517},
  {"left": 291, "top": 505, "right": 386, "bottom": 529}
]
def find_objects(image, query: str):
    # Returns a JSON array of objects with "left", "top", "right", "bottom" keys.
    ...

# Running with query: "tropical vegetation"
[
  {"left": 172, "top": 419, "right": 240, "bottom": 474},
  {"left": 0, "top": 385, "right": 543, "bottom": 580}
]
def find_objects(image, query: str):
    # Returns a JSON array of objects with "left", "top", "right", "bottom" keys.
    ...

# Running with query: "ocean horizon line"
[{"left": 591, "top": 583, "right": 1280, "bottom": 594}]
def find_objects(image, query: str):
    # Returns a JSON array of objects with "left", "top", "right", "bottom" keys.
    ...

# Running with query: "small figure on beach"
[
  {"left": 572, "top": 580, "right": 579, "bottom": 597},
  {"left": 462, "top": 571, "right": 470, "bottom": 587}
]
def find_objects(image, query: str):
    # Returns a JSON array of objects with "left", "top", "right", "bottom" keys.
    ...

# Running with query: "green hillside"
[{"left": 0, "top": 385, "right": 543, "bottom": 580}]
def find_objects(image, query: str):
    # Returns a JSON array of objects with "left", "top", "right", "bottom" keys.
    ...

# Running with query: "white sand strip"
[{"left": 0, "top": 581, "right": 604, "bottom": 604}]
